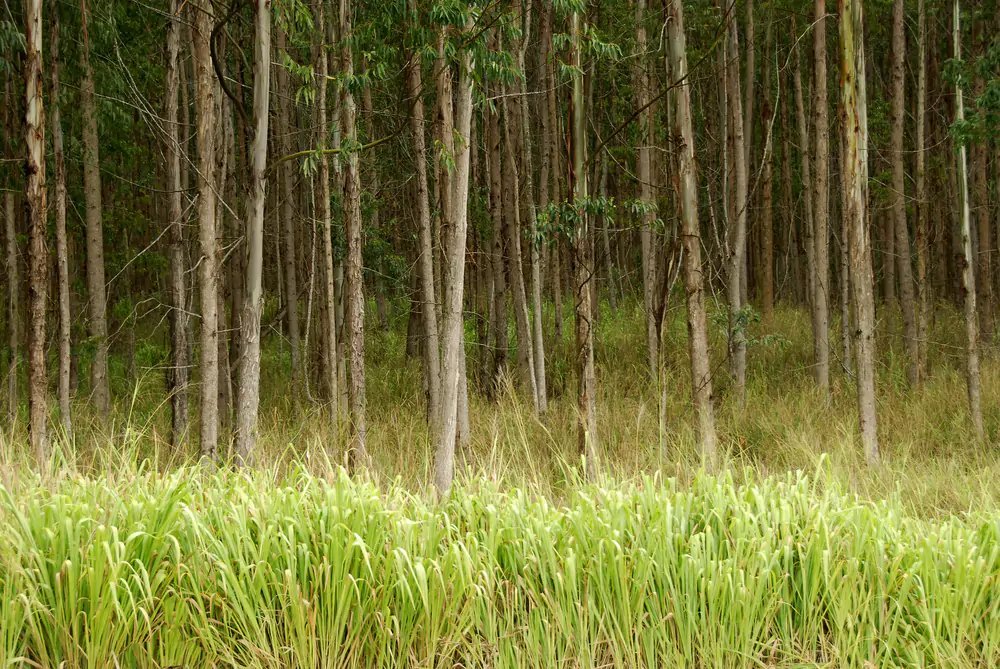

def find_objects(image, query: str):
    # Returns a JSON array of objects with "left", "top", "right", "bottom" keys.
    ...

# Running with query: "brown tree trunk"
[
  {"left": 24, "top": 0, "right": 48, "bottom": 462},
  {"left": 571, "top": 10, "right": 598, "bottom": 481},
  {"left": 80, "top": 0, "right": 110, "bottom": 418},
  {"left": 891, "top": 0, "right": 919, "bottom": 387},
  {"left": 668, "top": 0, "right": 717, "bottom": 466},
  {"left": 915, "top": 0, "right": 929, "bottom": 381},
  {"left": 725, "top": 0, "right": 748, "bottom": 404},
  {"left": 840, "top": 0, "right": 880, "bottom": 465},
  {"left": 340, "top": 0, "right": 369, "bottom": 469},
  {"left": 49, "top": 0, "right": 71, "bottom": 437},
  {"left": 165, "top": 0, "right": 189, "bottom": 446},
  {"left": 811, "top": 0, "right": 831, "bottom": 395},
  {"left": 635, "top": 0, "right": 658, "bottom": 384},
  {"left": 193, "top": 0, "right": 219, "bottom": 461}
]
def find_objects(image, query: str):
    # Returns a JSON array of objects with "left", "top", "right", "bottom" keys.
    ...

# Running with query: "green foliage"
[{"left": 0, "top": 469, "right": 996, "bottom": 667}]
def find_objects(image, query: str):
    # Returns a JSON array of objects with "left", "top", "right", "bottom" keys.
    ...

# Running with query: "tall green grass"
[{"left": 1, "top": 467, "right": 997, "bottom": 668}]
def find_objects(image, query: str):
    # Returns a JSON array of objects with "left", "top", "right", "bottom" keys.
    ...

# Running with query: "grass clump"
[{"left": 0, "top": 467, "right": 997, "bottom": 668}]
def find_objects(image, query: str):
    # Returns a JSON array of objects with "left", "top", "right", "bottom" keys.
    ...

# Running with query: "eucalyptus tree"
[
  {"left": 234, "top": 0, "right": 272, "bottom": 466},
  {"left": 840, "top": 0, "right": 879, "bottom": 465},
  {"left": 811, "top": 0, "right": 830, "bottom": 396},
  {"left": 80, "top": 0, "right": 110, "bottom": 418},
  {"left": 24, "top": 0, "right": 47, "bottom": 461}
]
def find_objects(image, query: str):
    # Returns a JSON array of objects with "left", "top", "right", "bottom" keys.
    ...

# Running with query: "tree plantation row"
[{"left": 1, "top": 0, "right": 998, "bottom": 493}]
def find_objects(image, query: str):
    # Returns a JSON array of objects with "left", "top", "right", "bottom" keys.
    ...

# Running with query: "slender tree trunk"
[
  {"left": 318, "top": 3, "right": 339, "bottom": 422},
  {"left": 667, "top": 0, "right": 717, "bottom": 466},
  {"left": 840, "top": 0, "right": 880, "bottom": 465},
  {"left": 793, "top": 38, "right": 815, "bottom": 311},
  {"left": 811, "top": 0, "right": 831, "bottom": 395},
  {"left": 725, "top": 0, "right": 748, "bottom": 404},
  {"left": 501, "top": 90, "right": 538, "bottom": 408},
  {"left": 233, "top": 0, "right": 271, "bottom": 465},
  {"left": 80, "top": 0, "right": 110, "bottom": 418},
  {"left": 571, "top": 10, "right": 598, "bottom": 481},
  {"left": 48, "top": 0, "right": 71, "bottom": 437},
  {"left": 972, "top": 26, "right": 992, "bottom": 343},
  {"left": 340, "top": 0, "right": 368, "bottom": 469},
  {"left": 194, "top": 0, "right": 219, "bottom": 461},
  {"left": 165, "top": 0, "right": 189, "bottom": 446},
  {"left": 635, "top": 0, "right": 658, "bottom": 384},
  {"left": 517, "top": 0, "right": 547, "bottom": 414},
  {"left": 952, "top": 0, "right": 984, "bottom": 440},
  {"left": 276, "top": 29, "right": 301, "bottom": 392},
  {"left": 890, "top": 0, "right": 919, "bottom": 387},
  {"left": 24, "top": 0, "right": 48, "bottom": 462},
  {"left": 4, "top": 188, "right": 16, "bottom": 423},
  {"left": 407, "top": 34, "right": 440, "bottom": 426},
  {"left": 915, "top": 0, "right": 929, "bottom": 381},
  {"left": 759, "top": 18, "right": 774, "bottom": 323},
  {"left": 433, "top": 22, "right": 474, "bottom": 497},
  {"left": 486, "top": 93, "right": 508, "bottom": 390}
]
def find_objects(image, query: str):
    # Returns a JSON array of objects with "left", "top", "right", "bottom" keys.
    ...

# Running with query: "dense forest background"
[{"left": 1, "top": 0, "right": 999, "bottom": 496}]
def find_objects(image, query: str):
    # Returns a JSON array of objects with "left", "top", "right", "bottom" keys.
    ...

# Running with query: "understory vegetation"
[{"left": 1, "top": 467, "right": 997, "bottom": 668}]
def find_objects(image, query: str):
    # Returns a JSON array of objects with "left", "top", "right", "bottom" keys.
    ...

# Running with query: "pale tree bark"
[
  {"left": 725, "top": 0, "right": 748, "bottom": 404},
  {"left": 635, "top": 0, "right": 658, "bottom": 384},
  {"left": 571, "top": 10, "right": 598, "bottom": 481},
  {"left": 275, "top": 29, "right": 301, "bottom": 391},
  {"left": 952, "top": 0, "right": 984, "bottom": 440},
  {"left": 433, "top": 21, "right": 474, "bottom": 497},
  {"left": 543, "top": 7, "right": 563, "bottom": 343},
  {"left": 340, "top": 0, "right": 369, "bottom": 469},
  {"left": 516, "top": 0, "right": 547, "bottom": 414},
  {"left": 667, "top": 0, "right": 717, "bottom": 467},
  {"left": 165, "top": 0, "right": 189, "bottom": 446},
  {"left": 485, "top": 89, "right": 508, "bottom": 388},
  {"left": 891, "top": 0, "right": 919, "bottom": 388},
  {"left": 24, "top": 0, "right": 48, "bottom": 462},
  {"left": 49, "top": 0, "right": 71, "bottom": 437},
  {"left": 233, "top": 0, "right": 271, "bottom": 466},
  {"left": 915, "top": 0, "right": 929, "bottom": 381},
  {"left": 840, "top": 0, "right": 880, "bottom": 465},
  {"left": 811, "top": 0, "right": 830, "bottom": 395},
  {"left": 80, "top": 0, "right": 110, "bottom": 418},
  {"left": 407, "top": 28, "right": 440, "bottom": 426},
  {"left": 742, "top": 0, "right": 755, "bottom": 190},
  {"left": 318, "top": 2, "right": 339, "bottom": 423},
  {"left": 193, "top": 0, "right": 219, "bottom": 461}
]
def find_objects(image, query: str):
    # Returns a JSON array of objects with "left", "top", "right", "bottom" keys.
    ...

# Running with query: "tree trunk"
[
  {"left": 571, "top": 10, "right": 598, "bottom": 481},
  {"left": 24, "top": 0, "right": 48, "bottom": 462},
  {"left": 725, "top": 0, "right": 748, "bottom": 404},
  {"left": 193, "top": 0, "right": 219, "bottom": 462},
  {"left": 319, "top": 2, "right": 340, "bottom": 423},
  {"left": 635, "top": 0, "right": 658, "bottom": 384},
  {"left": 407, "top": 33, "right": 440, "bottom": 427},
  {"left": 915, "top": 0, "right": 929, "bottom": 381},
  {"left": 952, "top": 0, "right": 984, "bottom": 440},
  {"left": 233, "top": 0, "right": 271, "bottom": 466},
  {"left": 276, "top": 29, "right": 301, "bottom": 392},
  {"left": 80, "top": 0, "right": 110, "bottom": 418},
  {"left": 340, "top": 0, "right": 368, "bottom": 469},
  {"left": 433, "top": 22, "right": 474, "bottom": 497},
  {"left": 667, "top": 0, "right": 717, "bottom": 467},
  {"left": 49, "top": 0, "right": 71, "bottom": 437},
  {"left": 891, "top": 0, "right": 919, "bottom": 387},
  {"left": 4, "top": 188, "right": 16, "bottom": 423},
  {"left": 840, "top": 0, "right": 880, "bottom": 465},
  {"left": 811, "top": 0, "right": 831, "bottom": 395},
  {"left": 165, "top": 0, "right": 189, "bottom": 447},
  {"left": 517, "top": 0, "right": 547, "bottom": 414},
  {"left": 793, "top": 37, "right": 815, "bottom": 312},
  {"left": 501, "top": 90, "right": 538, "bottom": 408},
  {"left": 759, "top": 17, "right": 774, "bottom": 323}
]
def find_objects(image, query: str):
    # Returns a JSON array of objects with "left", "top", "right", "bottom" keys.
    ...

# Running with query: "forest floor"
[{"left": 2, "top": 299, "right": 998, "bottom": 517}]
